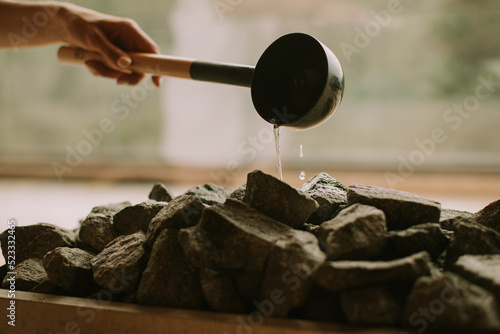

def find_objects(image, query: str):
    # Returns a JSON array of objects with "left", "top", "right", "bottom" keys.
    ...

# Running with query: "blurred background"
[{"left": 1, "top": 0, "right": 499, "bottom": 232}]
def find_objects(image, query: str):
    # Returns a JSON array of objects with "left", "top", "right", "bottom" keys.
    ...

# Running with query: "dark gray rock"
[
  {"left": 452, "top": 255, "right": 500, "bottom": 303},
  {"left": 291, "top": 285, "right": 344, "bottom": 323},
  {"left": 2, "top": 258, "right": 47, "bottom": 292},
  {"left": 91, "top": 231, "right": 147, "bottom": 295},
  {"left": 79, "top": 213, "right": 118, "bottom": 253},
  {"left": 90, "top": 201, "right": 131, "bottom": 216},
  {"left": 299, "top": 172, "right": 348, "bottom": 224},
  {"left": 137, "top": 228, "right": 204, "bottom": 309},
  {"left": 199, "top": 268, "right": 246, "bottom": 314},
  {"left": 113, "top": 200, "right": 167, "bottom": 235},
  {"left": 445, "top": 219, "right": 500, "bottom": 267},
  {"left": 312, "top": 251, "right": 434, "bottom": 292},
  {"left": 0, "top": 223, "right": 73, "bottom": 264},
  {"left": 340, "top": 283, "right": 408, "bottom": 326},
  {"left": 258, "top": 229, "right": 326, "bottom": 317},
  {"left": 145, "top": 195, "right": 205, "bottom": 251},
  {"left": 347, "top": 184, "right": 441, "bottom": 230},
  {"left": 317, "top": 204, "right": 386, "bottom": 261},
  {"left": 231, "top": 270, "right": 263, "bottom": 302},
  {"left": 403, "top": 272, "right": 500, "bottom": 333},
  {"left": 229, "top": 184, "right": 246, "bottom": 201},
  {"left": 243, "top": 170, "right": 319, "bottom": 228},
  {"left": 381, "top": 223, "right": 449, "bottom": 261},
  {"left": 184, "top": 184, "right": 232, "bottom": 206},
  {"left": 440, "top": 208, "right": 474, "bottom": 231},
  {"left": 476, "top": 199, "right": 500, "bottom": 234},
  {"left": 148, "top": 183, "right": 174, "bottom": 202},
  {"left": 43, "top": 247, "right": 96, "bottom": 296},
  {"left": 179, "top": 199, "right": 313, "bottom": 272}
]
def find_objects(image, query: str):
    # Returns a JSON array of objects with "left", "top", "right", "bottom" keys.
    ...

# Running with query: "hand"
[{"left": 59, "top": 4, "right": 161, "bottom": 87}]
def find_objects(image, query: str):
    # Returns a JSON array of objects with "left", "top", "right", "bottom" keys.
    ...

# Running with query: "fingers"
[{"left": 85, "top": 60, "right": 145, "bottom": 85}]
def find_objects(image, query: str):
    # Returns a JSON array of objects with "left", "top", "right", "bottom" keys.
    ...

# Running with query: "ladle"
[{"left": 58, "top": 32, "right": 344, "bottom": 129}]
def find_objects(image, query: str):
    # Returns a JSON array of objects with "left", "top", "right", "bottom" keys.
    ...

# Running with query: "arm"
[{"left": 0, "top": 0, "right": 161, "bottom": 86}]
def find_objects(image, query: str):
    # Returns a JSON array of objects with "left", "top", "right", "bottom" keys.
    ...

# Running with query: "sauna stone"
[
  {"left": 299, "top": 172, "right": 348, "bottom": 224},
  {"left": 90, "top": 201, "right": 131, "bottom": 216},
  {"left": 452, "top": 254, "right": 500, "bottom": 302},
  {"left": 403, "top": 272, "right": 500, "bottom": 333},
  {"left": 317, "top": 203, "right": 386, "bottom": 261},
  {"left": 43, "top": 247, "right": 95, "bottom": 296},
  {"left": 113, "top": 200, "right": 167, "bottom": 235},
  {"left": 381, "top": 223, "right": 449, "bottom": 261},
  {"left": 79, "top": 213, "right": 118, "bottom": 253},
  {"left": 476, "top": 199, "right": 500, "bottom": 233},
  {"left": 243, "top": 170, "right": 319, "bottom": 228},
  {"left": 347, "top": 184, "right": 441, "bottom": 230},
  {"left": 445, "top": 219, "right": 500, "bottom": 266},
  {"left": 145, "top": 195, "right": 205, "bottom": 251},
  {"left": 0, "top": 223, "right": 73, "bottom": 264},
  {"left": 312, "top": 251, "right": 434, "bottom": 292},
  {"left": 258, "top": 229, "right": 326, "bottom": 317},
  {"left": 148, "top": 183, "right": 174, "bottom": 202},
  {"left": 137, "top": 228, "right": 204, "bottom": 309},
  {"left": 2, "top": 258, "right": 47, "bottom": 292},
  {"left": 184, "top": 183, "right": 232, "bottom": 206},
  {"left": 91, "top": 231, "right": 147, "bottom": 295}
]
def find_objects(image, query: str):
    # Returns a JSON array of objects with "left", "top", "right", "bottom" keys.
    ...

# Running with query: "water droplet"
[
  {"left": 299, "top": 144, "right": 303, "bottom": 158},
  {"left": 299, "top": 171, "right": 306, "bottom": 180}
]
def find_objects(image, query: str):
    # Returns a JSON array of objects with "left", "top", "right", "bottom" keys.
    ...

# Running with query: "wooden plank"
[{"left": 0, "top": 290, "right": 412, "bottom": 334}]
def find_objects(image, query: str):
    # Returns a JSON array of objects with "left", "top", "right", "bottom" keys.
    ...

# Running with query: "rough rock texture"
[
  {"left": 1, "top": 258, "right": 47, "bottom": 292},
  {"left": 476, "top": 199, "right": 500, "bottom": 234},
  {"left": 79, "top": 213, "right": 118, "bottom": 253},
  {"left": 312, "top": 251, "right": 434, "bottom": 292},
  {"left": 229, "top": 184, "right": 246, "bottom": 201},
  {"left": 340, "top": 284, "right": 407, "bottom": 326},
  {"left": 0, "top": 223, "right": 73, "bottom": 264},
  {"left": 381, "top": 223, "right": 449, "bottom": 261},
  {"left": 440, "top": 208, "right": 474, "bottom": 231},
  {"left": 90, "top": 201, "right": 131, "bottom": 216},
  {"left": 199, "top": 268, "right": 246, "bottom": 314},
  {"left": 452, "top": 255, "right": 500, "bottom": 302},
  {"left": 145, "top": 195, "right": 205, "bottom": 250},
  {"left": 137, "top": 228, "right": 204, "bottom": 309},
  {"left": 113, "top": 200, "right": 167, "bottom": 235},
  {"left": 243, "top": 170, "right": 319, "bottom": 228},
  {"left": 445, "top": 219, "right": 500, "bottom": 266},
  {"left": 184, "top": 184, "right": 231, "bottom": 205},
  {"left": 403, "top": 272, "right": 500, "bottom": 333},
  {"left": 347, "top": 184, "right": 441, "bottom": 230},
  {"left": 91, "top": 231, "right": 147, "bottom": 295},
  {"left": 317, "top": 204, "right": 386, "bottom": 261},
  {"left": 180, "top": 199, "right": 310, "bottom": 271},
  {"left": 258, "top": 230, "right": 326, "bottom": 317},
  {"left": 299, "top": 172, "right": 348, "bottom": 224},
  {"left": 43, "top": 247, "right": 96, "bottom": 296},
  {"left": 148, "top": 183, "right": 174, "bottom": 202}
]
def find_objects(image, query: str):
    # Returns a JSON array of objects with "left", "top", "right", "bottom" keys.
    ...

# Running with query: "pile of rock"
[{"left": 1, "top": 170, "right": 500, "bottom": 333}]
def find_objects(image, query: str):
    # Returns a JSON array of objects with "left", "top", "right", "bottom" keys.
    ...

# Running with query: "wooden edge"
[{"left": 0, "top": 290, "right": 409, "bottom": 334}]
